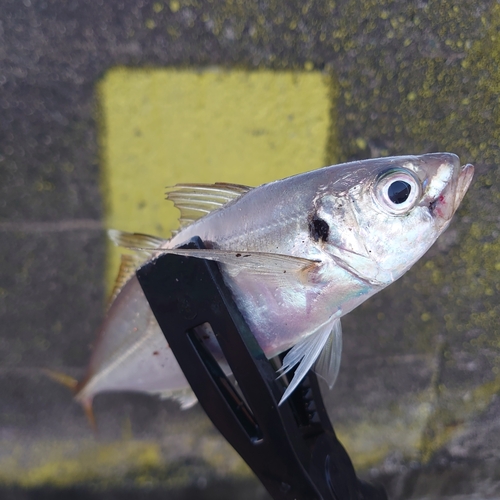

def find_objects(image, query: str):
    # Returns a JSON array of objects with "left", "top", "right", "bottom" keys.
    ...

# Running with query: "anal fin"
[{"left": 108, "top": 254, "right": 144, "bottom": 306}]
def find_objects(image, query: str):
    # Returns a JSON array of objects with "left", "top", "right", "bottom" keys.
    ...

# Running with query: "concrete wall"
[{"left": 1, "top": 1, "right": 500, "bottom": 498}]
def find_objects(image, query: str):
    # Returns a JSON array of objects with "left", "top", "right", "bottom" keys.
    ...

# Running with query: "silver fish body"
[{"left": 75, "top": 153, "right": 474, "bottom": 411}]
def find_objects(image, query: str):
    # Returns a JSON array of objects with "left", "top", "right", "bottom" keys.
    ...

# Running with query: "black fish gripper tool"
[{"left": 136, "top": 236, "right": 388, "bottom": 500}]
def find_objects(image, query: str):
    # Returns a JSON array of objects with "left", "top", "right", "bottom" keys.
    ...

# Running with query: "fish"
[{"left": 56, "top": 153, "right": 474, "bottom": 421}]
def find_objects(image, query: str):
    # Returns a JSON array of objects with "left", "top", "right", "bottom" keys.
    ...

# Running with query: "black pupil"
[{"left": 388, "top": 180, "right": 411, "bottom": 204}]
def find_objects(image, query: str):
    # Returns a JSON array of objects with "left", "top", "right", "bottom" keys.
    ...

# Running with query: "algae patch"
[{"left": 0, "top": 440, "right": 161, "bottom": 488}]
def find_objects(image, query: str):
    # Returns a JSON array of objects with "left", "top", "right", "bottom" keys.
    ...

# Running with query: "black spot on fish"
[
  {"left": 309, "top": 215, "right": 330, "bottom": 243},
  {"left": 153, "top": 351, "right": 159, "bottom": 356}
]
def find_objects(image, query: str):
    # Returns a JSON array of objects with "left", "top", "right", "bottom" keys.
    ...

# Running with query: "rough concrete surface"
[{"left": 1, "top": 0, "right": 500, "bottom": 498}]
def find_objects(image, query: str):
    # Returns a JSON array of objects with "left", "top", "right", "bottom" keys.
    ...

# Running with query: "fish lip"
[
  {"left": 428, "top": 162, "right": 474, "bottom": 221},
  {"left": 454, "top": 163, "right": 475, "bottom": 210}
]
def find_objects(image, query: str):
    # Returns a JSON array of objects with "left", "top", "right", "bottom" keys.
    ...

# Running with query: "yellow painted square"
[{"left": 98, "top": 67, "right": 335, "bottom": 288}]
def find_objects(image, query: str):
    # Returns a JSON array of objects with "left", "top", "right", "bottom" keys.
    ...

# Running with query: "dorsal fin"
[
  {"left": 166, "top": 182, "right": 252, "bottom": 232},
  {"left": 107, "top": 253, "right": 143, "bottom": 306}
]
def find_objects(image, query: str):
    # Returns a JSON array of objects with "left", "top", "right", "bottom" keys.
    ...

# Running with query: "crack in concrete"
[{"left": 0, "top": 220, "right": 103, "bottom": 233}]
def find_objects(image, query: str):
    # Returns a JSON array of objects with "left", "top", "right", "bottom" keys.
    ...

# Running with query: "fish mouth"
[{"left": 423, "top": 156, "right": 474, "bottom": 224}]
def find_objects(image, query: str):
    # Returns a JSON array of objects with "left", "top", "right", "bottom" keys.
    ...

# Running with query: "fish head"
[{"left": 313, "top": 153, "right": 474, "bottom": 285}]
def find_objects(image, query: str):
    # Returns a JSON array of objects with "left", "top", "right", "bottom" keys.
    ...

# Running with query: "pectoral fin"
[
  {"left": 177, "top": 249, "right": 318, "bottom": 278},
  {"left": 278, "top": 316, "right": 341, "bottom": 405},
  {"left": 108, "top": 230, "right": 320, "bottom": 284}
]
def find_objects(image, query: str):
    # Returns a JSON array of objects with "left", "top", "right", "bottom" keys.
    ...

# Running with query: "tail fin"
[
  {"left": 41, "top": 369, "right": 97, "bottom": 433},
  {"left": 41, "top": 368, "right": 79, "bottom": 390},
  {"left": 79, "top": 395, "right": 97, "bottom": 433}
]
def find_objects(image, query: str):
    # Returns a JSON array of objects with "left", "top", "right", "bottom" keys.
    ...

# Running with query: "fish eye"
[
  {"left": 388, "top": 180, "right": 411, "bottom": 204},
  {"left": 374, "top": 168, "right": 422, "bottom": 215}
]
